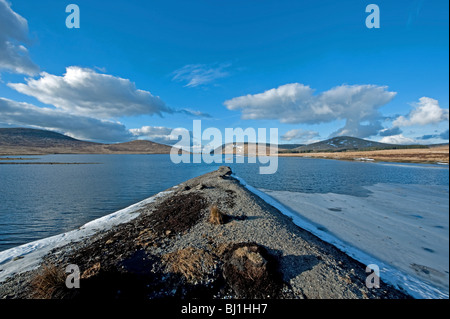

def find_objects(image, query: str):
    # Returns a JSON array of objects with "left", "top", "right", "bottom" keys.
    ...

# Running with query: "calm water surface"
[{"left": 0, "top": 154, "right": 448, "bottom": 251}]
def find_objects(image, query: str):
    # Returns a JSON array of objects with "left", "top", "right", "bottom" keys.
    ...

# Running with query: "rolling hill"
[
  {"left": 211, "top": 136, "right": 447, "bottom": 163},
  {"left": 212, "top": 136, "right": 432, "bottom": 155},
  {"left": 289, "top": 136, "right": 415, "bottom": 153},
  {"left": 0, "top": 128, "right": 173, "bottom": 155}
]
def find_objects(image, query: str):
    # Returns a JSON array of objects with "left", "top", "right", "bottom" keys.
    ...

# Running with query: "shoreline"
[
  {"left": 0, "top": 167, "right": 421, "bottom": 299},
  {"left": 278, "top": 155, "right": 449, "bottom": 165},
  {"left": 277, "top": 146, "right": 449, "bottom": 165},
  {"left": 2, "top": 144, "right": 449, "bottom": 166}
]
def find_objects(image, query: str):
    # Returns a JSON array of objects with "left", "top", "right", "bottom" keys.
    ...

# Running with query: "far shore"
[
  {"left": 1, "top": 145, "right": 448, "bottom": 165},
  {"left": 0, "top": 157, "right": 40, "bottom": 161},
  {"left": 219, "top": 145, "right": 449, "bottom": 165},
  {"left": 277, "top": 145, "right": 449, "bottom": 164}
]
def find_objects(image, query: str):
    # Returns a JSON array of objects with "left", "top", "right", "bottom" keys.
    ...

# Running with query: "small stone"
[{"left": 196, "top": 184, "right": 206, "bottom": 190}]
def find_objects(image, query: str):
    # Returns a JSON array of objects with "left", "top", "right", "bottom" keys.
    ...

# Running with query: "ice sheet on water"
[{"left": 233, "top": 174, "right": 449, "bottom": 299}]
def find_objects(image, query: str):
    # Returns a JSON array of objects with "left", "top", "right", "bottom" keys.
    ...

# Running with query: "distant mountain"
[
  {"left": 212, "top": 136, "right": 429, "bottom": 155},
  {"left": 0, "top": 128, "right": 96, "bottom": 148},
  {"left": 100, "top": 140, "right": 173, "bottom": 153},
  {"left": 290, "top": 136, "right": 427, "bottom": 153},
  {"left": 0, "top": 128, "right": 173, "bottom": 155}
]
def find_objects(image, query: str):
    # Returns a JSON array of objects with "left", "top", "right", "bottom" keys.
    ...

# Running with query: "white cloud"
[
  {"left": 0, "top": 0, "right": 39, "bottom": 75},
  {"left": 130, "top": 125, "right": 196, "bottom": 149},
  {"left": 0, "top": 97, "right": 133, "bottom": 142},
  {"left": 224, "top": 83, "right": 396, "bottom": 138},
  {"left": 281, "top": 129, "right": 320, "bottom": 143},
  {"left": 130, "top": 125, "right": 191, "bottom": 145},
  {"left": 8, "top": 66, "right": 172, "bottom": 119},
  {"left": 379, "top": 134, "right": 417, "bottom": 145},
  {"left": 330, "top": 119, "right": 384, "bottom": 139},
  {"left": 2, "top": 67, "right": 209, "bottom": 143},
  {"left": 130, "top": 126, "right": 171, "bottom": 138},
  {"left": 172, "top": 63, "right": 231, "bottom": 87},
  {"left": 393, "top": 97, "right": 449, "bottom": 127}
]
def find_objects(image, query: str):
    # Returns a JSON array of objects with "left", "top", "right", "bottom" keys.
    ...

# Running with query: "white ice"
[{"left": 233, "top": 174, "right": 449, "bottom": 299}]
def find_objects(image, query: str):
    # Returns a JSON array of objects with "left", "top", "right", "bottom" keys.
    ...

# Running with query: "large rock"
[
  {"left": 217, "top": 166, "right": 232, "bottom": 177},
  {"left": 223, "top": 243, "right": 282, "bottom": 298}
]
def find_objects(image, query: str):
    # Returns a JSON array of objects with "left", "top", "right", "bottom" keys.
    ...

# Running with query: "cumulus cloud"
[
  {"left": 393, "top": 97, "right": 449, "bottom": 127},
  {"left": 8, "top": 66, "right": 173, "bottom": 119},
  {"left": 130, "top": 125, "right": 192, "bottom": 145},
  {"left": 0, "top": 97, "right": 133, "bottom": 142},
  {"left": 0, "top": 0, "right": 39, "bottom": 75},
  {"left": 3, "top": 67, "right": 209, "bottom": 143},
  {"left": 172, "top": 63, "right": 231, "bottom": 87},
  {"left": 379, "top": 134, "right": 417, "bottom": 145},
  {"left": 224, "top": 83, "right": 396, "bottom": 138},
  {"left": 281, "top": 129, "right": 320, "bottom": 143},
  {"left": 378, "top": 97, "right": 449, "bottom": 144},
  {"left": 330, "top": 119, "right": 384, "bottom": 139},
  {"left": 130, "top": 126, "right": 172, "bottom": 138}
]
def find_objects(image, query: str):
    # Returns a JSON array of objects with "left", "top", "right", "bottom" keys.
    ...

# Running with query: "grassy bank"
[{"left": 278, "top": 145, "right": 449, "bottom": 164}]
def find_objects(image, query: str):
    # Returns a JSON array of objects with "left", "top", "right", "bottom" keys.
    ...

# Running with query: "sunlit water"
[{"left": 0, "top": 154, "right": 448, "bottom": 251}]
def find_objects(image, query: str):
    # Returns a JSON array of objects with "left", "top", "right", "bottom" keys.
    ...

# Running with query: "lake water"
[
  {"left": 0, "top": 154, "right": 448, "bottom": 297},
  {"left": 0, "top": 154, "right": 447, "bottom": 251},
  {"left": 0, "top": 154, "right": 221, "bottom": 251}
]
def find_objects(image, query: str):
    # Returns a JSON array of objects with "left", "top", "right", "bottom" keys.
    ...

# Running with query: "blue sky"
[{"left": 0, "top": 0, "right": 448, "bottom": 146}]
